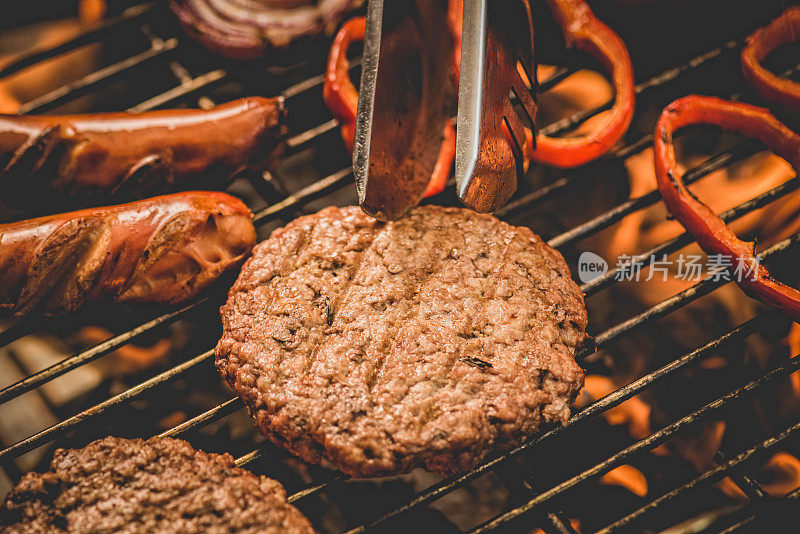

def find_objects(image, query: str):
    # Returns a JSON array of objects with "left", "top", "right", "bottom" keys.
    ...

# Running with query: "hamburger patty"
[
  {"left": 0, "top": 437, "right": 313, "bottom": 533},
  {"left": 216, "top": 206, "right": 587, "bottom": 477}
]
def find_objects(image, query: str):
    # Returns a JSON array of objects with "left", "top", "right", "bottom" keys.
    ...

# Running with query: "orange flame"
[
  {"left": 0, "top": 1, "right": 105, "bottom": 114},
  {"left": 531, "top": 518, "right": 581, "bottom": 534},
  {"left": 717, "top": 475, "right": 747, "bottom": 500},
  {"left": 718, "top": 451, "right": 800, "bottom": 499},
  {"left": 787, "top": 323, "right": 800, "bottom": 399},
  {"left": 78, "top": 0, "right": 107, "bottom": 24},
  {"left": 599, "top": 464, "right": 648, "bottom": 497},
  {"left": 599, "top": 145, "right": 799, "bottom": 310},
  {"left": 577, "top": 375, "right": 652, "bottom": 440},
  {"left": 77, "top": 326, "right": 172, "bottom": 374},
  {"left": 761, "top": 452, "right": 800, "bottom": 496},
  {"left": 0, "top": 92, "right": 19, "bottom": 115},
  {"left": 537, "top": 65, "right": 614, "bottom": 141}
]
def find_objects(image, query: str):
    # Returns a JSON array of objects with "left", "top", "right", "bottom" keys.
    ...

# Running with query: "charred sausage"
[
  {"left": 0, "top": 97, "right": 285, "bottom": 211},
  {"left": 0, "top": 191, "right": 256, "bottom": 316}
]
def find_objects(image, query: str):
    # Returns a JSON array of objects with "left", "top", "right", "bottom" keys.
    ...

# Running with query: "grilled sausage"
[
  {"left": 0, "top": 97, "right": 285, "bottom": 211},
  {"left": 0, "top": 191, "right": 256, "bottom": 316}
]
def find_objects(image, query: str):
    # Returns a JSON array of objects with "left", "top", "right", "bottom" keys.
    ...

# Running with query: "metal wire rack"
[{"left": 1, "top": 2, "right": 799, "bottom": 532}]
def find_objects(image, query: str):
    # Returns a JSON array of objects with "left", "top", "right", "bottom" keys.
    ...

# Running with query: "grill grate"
[{"left": 0, "top": 2, "right": 799, "bottom": 532}]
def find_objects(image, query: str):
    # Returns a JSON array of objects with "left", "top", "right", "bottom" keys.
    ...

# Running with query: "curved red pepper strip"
[
  {"left": 323, "top": 17, "right": 362, "bottom": 154},
  {"left": 742, "top": 6, "right": 800, "bottom": 113},
  {"left": 322, "top": 17, "right": 455, "bottom": 198},
  {"left": 525, "top": 0, "right": 636, "bottom": 168},
  {"left": 654, "top": 95, "right": 800, "bottom": 322},
  {"left": 447, "top": 0, "right": 463, "bottom": 84}
]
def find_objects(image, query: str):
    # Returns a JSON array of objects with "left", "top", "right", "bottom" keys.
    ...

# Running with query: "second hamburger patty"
[
  {"left": 216, "top": 206, "right": 587, "bottom": 477},
  {"left": 0, "top": 437, "right": 313, "bottom": 533}
]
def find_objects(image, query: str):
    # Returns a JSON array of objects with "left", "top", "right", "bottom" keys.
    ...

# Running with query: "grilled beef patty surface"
[
  {"left": 0, "top": 437, "right": 313, "bottom": 533},
  {"left": 216, "top": 206, "right": 587, "bottom": 477}
]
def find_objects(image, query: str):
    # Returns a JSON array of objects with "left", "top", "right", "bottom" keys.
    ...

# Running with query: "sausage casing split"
[
  {"left": 0, "top": 96, "right": 285, "bottom": 210},
  {"left": 0, "top": 191, "right": 256, "bottom": 316}
]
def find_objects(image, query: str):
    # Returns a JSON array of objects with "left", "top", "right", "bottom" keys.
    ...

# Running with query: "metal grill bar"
[
  {"left": 286, "top": 118, "right": 339, "bottom": 149},
  {"left": 582, "top": 174, "right": 800, "bottom": 297},
  {"left": 0, "top": 301, "right": 199, "bottom": 405},
  {"left": 719, "top": 486, "right": 800, "bottom": 533},
  {"left": 501, "top": 463, "right": 580, "bottom": 534},
  {"left": 253, "top": 168, "right": 355, "bottom": 224},
  {"left": 18, "top": 36, "right": 178, "bottom": 114},
  {"left": 158, "top": 398, "right": 244, "bottom": 439},
  {"left": 714, "top": 451, "right": 769, "bottom": 500},
  {"left": 0, "top": 350, "right": 214, "bottom": 464},
  {"left": 0, "top": 319, "right": 46, "bottom": 351},
  {"left": 128, "top": 69, "right": 227, "bottom": 113},
  {"left": 591, "top": 231, "right": 800, "bottom": 352},
  {"left": 471, "top": 354, "right": 800, "bottom": 533},
  {"left": 0, "top": 3, "right": 155, "bottom": 79},
  {"left": 542, "top": 513, "right": 579, "bottom": 534},
  {"left": 537, "top": 65, "right": 577, "bottom": 93},
  {"left": 234, "top": 448, "right": 268, "bottom": 467},
  {"left": 495, "top": 133, "right": 655, "bottom": 220},
  {"left": 597, "top": 421, "right": 800, "bottom": 533},
  {"left": 288, "top": 474, "right": 350, "bottom": 504},
  {"left": 337, "top": 317, "right": 764, "bottom": 532},
  {"left": 548, "top": 139, "right": 765, "bottom": 249},
  {"left": 539, "top": 35, "right": 747, "bottom": 139}
]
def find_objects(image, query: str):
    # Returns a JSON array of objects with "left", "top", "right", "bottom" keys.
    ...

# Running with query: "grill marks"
[
  {"left": 216, "top": 206, "right": 587, "bottom": 476},
  {"left": 0, "top": 192, "right": 255, "bottom": 316},
  {"left": 0, "top": 125, "right": 62, "bottom": 185},
  {"left": 16, "top": 218, "right": 110, "bottom": 315},
  {"left": 122, "top": 212, "right": 194, "bottom": 295},
  {"left": 0, "top": 97, "right": 287, "bottom": 213},
  {"left": 461, "top": 356, "right": 494, "bottom": 370},
  {"left": 354, "top": 219, "right": 447, "bottom": 394}
]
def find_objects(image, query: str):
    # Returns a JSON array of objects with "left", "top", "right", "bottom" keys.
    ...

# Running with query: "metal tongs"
[{"left": 353, "top": 0, "right": 536, "bottom": 220}]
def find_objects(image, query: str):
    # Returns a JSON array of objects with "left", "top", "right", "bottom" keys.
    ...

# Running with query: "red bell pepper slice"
[
  {"left": 325, "top": 0, "right": 634, "bottom": 192},
  {"left": 527, "top": 0, "right": 636, "bottom": 168},
  {"left": 741, "top": 6, "right": 800, "bottom": 113},
  {"left": 654, "top": 95, "right": 800, "bottom": 322}
]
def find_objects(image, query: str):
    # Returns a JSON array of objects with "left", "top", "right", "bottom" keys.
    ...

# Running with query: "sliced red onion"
[{"left": 169, "top": 0, "right": 363, "bottom": 59}]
